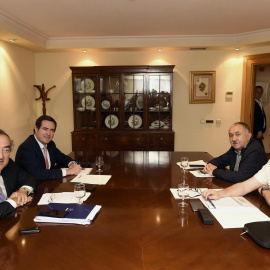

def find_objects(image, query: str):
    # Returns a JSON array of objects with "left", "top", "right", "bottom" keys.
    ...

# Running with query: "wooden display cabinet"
[{"left": 70, "top": 66, "right": 175, "bottom": 151}]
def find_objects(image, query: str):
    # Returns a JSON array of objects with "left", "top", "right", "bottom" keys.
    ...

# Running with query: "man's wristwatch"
[{"left": 260, "top": 186, "right": 270, "bottom": 196}]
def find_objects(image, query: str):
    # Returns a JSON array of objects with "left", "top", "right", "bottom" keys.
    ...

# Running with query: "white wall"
[
  {"left": 34, "top": 49, "right": 249, "bottom": 158},
  {"left": 0, "top": 41, "right": 36, "bottom": 159},
  {"left": 2, "top": 40, "right": 270, "bottom": 160}
]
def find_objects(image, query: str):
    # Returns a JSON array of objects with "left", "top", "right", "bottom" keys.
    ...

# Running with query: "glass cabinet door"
[
  {"left": 73, "top": 76, "right": 97, "bottom": 129},
  {"left": 124, "top": 75, "right": 144, "bottom": 130},
  {"left": 148, "top": 74, "right": 172, "bottom": 130},
  {"left": 100, "top": 75, "right": 120, "bottom": 129}
]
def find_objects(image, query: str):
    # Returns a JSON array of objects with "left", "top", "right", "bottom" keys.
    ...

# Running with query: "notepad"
[{"left": 70, "top": 174, "right": 111, "bottom": 185}]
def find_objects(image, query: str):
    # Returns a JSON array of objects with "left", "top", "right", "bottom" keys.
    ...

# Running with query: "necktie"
[
  {"left": 43, "top": 146, "right": 49, "bottom": 169},
  {"left": 0, "top": 174, "right": 6, "bottom": 202},
  {"left": 234, "top": 151, "right": 242, "bottom": 171}
]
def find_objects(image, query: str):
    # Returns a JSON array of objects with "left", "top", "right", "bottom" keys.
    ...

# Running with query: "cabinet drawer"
[
  {"left": 72, "top": 133, "right": 96, "bottom": 151},
  {"left": 98, "top": 133, "right": 148, "bottom": 150},
  {"left": 149, "top": 133, "right": 174, "bottom": 149}
]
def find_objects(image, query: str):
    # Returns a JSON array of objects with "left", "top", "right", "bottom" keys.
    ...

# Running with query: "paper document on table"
[
  {"left": 170, "top": 188, "right": 209, "bottom": 200},
  {"left": 189, "top": 170, "right": 214, "bottom": 178},
  {"left": 177, "top": 160, "right": 206, "bottom": 170},
  {"left": 70, "top": 174, "right": 111, "bottom": 185},
  {"left": 209, "top": 208, "right": 270, "bottom": 229},
  {"left": 62, "top": 168, "right": 92, "bottom": 176},
  {"left": 200, "top": 196, "right": 256, "bottom": 210},
  {"left": 38, "top": 192, "right": 91, "bottom": 205},
  {"left": 199, "top": 195, "right": 270, "bottom": 228}
]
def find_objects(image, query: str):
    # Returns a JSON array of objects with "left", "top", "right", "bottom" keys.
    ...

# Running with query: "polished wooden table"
[{"left": 1, "top": 151, "right": 270, "bottom": 270}]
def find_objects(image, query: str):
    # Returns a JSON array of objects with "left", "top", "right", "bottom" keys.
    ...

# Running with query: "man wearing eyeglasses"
[
  {"left": 0, "top": 129, "right": 36, "bottom": 219},
  {"left": 203, "top": 122, "right": 268, "bottom": 183}
]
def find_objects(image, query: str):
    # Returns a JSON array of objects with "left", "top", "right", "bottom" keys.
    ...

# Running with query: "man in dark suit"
[
  {"left": 0, "top": 129, "right": 35, "bottom": 219},
  {"left": 203, "top": 122, "right": 268, "bottom": 183},
  {"left": 15, "top": 115, "right": 82, "bottom": 181},
  {"left": 253, "top": 85, "right": 267, "bottom": 147}
]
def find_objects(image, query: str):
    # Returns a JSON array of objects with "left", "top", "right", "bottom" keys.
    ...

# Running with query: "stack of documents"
[
  {"left": 34, "top": 203, "right": 101, "bottom": 225},
  {"left": 71, "top": 174, "right": 111, "bottom": 185}
]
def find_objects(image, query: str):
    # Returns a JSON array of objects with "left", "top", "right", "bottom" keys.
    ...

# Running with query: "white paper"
[
  {"left": 189, "top": 170, "right": 214, "bottom": 178},
  {"left": 199, "top": 195, "right": 270, "bottom": 229},
  {"left": 200, "top": 196, "right": 256, "bottom": 210},
  {"left": 70, "top": 174, "right": 111, "bottom": 185},
  {"left": 38, "top": 192, "right": 91, "bottom": 205},
  {"left": 208, "top": 208, "right": 270, "bottom": 229},
  {"left": 177, "top": 160, "right": 206, "bottom": 170},
  {"left": 79, "top": 168, "right": 92, "bottom": 175},
  {"left": 170, "top": 188, "right": 209, "bottom": 200}
]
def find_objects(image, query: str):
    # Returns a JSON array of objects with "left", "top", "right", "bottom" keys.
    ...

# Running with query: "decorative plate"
[
  {"left": 81, "top": 78, "right": 94, "bottom": 93},
  {"left": 116, "top": 80, "right": 128, "bottom": 91},
  {"left": 136, "top": 95, "right": 143, "bottom": 110},
  {"left": 151, "top": 120, "right": 165, "bottom": 128},
  {"left": 81, "top": 96, "right": 95, "bottom": 110},
  {"left": 101, "top": 100, "right": 110, "bottom": 110},
  {"left": 128, "top": 115, "right": 142, "bottom": 129},
  {"left": 105, "top": 115, "right": 119, "bottom": 129}
]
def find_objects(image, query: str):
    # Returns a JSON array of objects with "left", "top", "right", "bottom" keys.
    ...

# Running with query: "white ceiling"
[{"left": 1, "top": 0, "right": 270, "bottom": 52}]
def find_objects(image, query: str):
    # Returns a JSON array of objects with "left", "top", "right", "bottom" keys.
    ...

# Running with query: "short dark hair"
[
  {"left": 256, "top": 85, "right": 263, "bottom": 91},
  {"left": 34, "top": 115, "right": 57, "bottom": 133},
  {"left": 231, "top": 122, "right": 250, "bottom": 133},
  {"left": 0, "top": 129, "right": 14, "bottom": 150}
]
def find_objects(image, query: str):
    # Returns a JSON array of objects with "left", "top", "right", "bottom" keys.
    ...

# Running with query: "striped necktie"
[
  {"left": 234, "top": 151, "right": 242, "bottom": 171},
  {"left": 0, "top": 174, "right": 6, "bottom": 202}
]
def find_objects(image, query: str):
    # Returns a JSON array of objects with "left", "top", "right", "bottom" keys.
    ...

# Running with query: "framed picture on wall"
[{"left": 189, "top": 71, "right": 216, "bottom": 104}]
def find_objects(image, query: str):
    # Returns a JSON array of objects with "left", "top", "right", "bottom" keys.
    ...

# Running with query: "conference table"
[{"left": 1, "top": 151, "right": 270, "bottom": 270}]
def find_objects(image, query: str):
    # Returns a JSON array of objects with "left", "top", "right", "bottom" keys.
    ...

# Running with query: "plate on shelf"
[
  {"left": 116, "top": 80, "right": 128, "bottom": 91},
  {"left": 76, "top": 107, "right": 85, "bottom": 112},
  {"left": 136, "top": 95, "right": 143, "bottom": 110},
  {"left": 128, "top": 115, "right": 142, "bottom": 129},
  {"left": 101, "top": 100, "right": 110, "bottom": 110},
  {"left": 149, "top": 107, "right": 156, "bottom": 111},
  {"left": 151, "top": 120, "right": 165, "bottom": 128},
  {"left": 105, "top": 115, "right": 119, "bottom": 129},
  {"left": 81, "top": 96, "right": 95, "bottom": 110},
  {"left": 81, "top": 78, "right": 94, "bottom": 93}
]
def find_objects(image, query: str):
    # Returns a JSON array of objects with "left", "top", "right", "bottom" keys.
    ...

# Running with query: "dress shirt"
[{"left": 34, "top": 135, "right": 67, "bottom": 177}]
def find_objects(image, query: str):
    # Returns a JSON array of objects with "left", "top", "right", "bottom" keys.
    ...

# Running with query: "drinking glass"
[
  {"left": 74, "top": 183, "right": 86, "bottom": 204},
  {"left": 178, "top": 183, "right": 189, "bottom": 207},
  {"left": 95, "top": 156, "right": 104, "bottom": 172},
  {"left": 181, "top": 157, "right": 189, "bottom": 172}
]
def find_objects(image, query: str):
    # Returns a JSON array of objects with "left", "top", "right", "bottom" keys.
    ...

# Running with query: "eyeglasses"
[{"left": 188, "top": 188, "right": 202, "bottom": 198}]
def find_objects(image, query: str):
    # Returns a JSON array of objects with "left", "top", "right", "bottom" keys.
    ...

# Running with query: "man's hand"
[
  {"left": 202, "top": 189, "right": 221, "bottom": 201},
  {"left": 9, "top": 190, "right": 32, "bottom": 207},
  {"left": 66, "top": 163, "right": 82, "bottom": 176},
  {"left": 203, "top": 163, "right": 217, "bottom": 176}
]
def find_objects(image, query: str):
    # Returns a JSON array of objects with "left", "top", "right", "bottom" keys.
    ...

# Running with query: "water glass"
[
  {"left": 74, "top": 183, "right": 86, "bottom": 204},
  {"left": 95, "top": 156, "right": 104, "bottom": 172},
  {"left": 178, "top": 183, "right": 189, "bottom": 207},
  {"left": 181, "top": 157, "right": 189, "bottom": 172}
]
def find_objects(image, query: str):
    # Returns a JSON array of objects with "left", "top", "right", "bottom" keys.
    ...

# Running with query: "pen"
[
  {"left": 208, "top": 198, "right": 216, "bottom": 209},
  {"left": 199, "top": 170, "right": 206, "bottom": 174}
]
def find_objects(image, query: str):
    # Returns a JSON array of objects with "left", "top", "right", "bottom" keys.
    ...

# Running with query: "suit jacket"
[
  {"left": 253, "top": 100, "right": 266, "bottom": 137},
  {"left": 15, "top": 135, "right": 74, "bottom": 181},
  {"left": 0, "top": 158, "right": 36, "bottom": 219},
  {"left": 0, "top": 202, "right": 15, "bottom": 219},
  {"left": 209, "top": 139, "right": 268, "bottom": 183}
]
